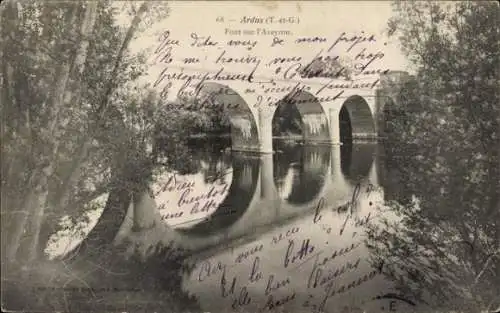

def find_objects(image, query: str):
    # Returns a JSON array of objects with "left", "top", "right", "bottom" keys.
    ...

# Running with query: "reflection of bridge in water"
[{"left": 112, "top": 143, "right": 381, "bottom": 258}]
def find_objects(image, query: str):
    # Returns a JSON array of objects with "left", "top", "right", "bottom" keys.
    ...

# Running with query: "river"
[{"left": 35, "top": 137, "right": 495, "bottom": 313}]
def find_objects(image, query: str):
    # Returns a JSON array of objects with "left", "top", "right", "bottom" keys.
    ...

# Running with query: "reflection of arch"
[
  {"left": 341, "top": 143, "right": 376, "bottom": 184},
  {"left": 196, "top": 83, "right": 259, "bottom": 151},
  {"left": 177, "top": 152, "right": 260, "bottom": 236},
  {"left": 273, "top": 142, "right": 331, "bottom": 204},
  {"left": 272, "top": 90, "right": 330, "bottom": 143},
  {"left": 339, "top": 95, "right": 375, "bottom": 143},
  {"left": 188, "top": 137, "right": 232, "bottom": 184}
]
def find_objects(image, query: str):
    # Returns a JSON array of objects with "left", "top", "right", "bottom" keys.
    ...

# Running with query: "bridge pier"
[
  {"left": 330, "top": 145, "right": 350, "bottom": 200},
  {"left": 258, "top": 106, "right": 274, "bottom": 153},
  {"left": 260, "top": 153, "right": 277, "bottom": 200},
  {"left": 329, "top": 107, "right": 341, "bottom": 145}
]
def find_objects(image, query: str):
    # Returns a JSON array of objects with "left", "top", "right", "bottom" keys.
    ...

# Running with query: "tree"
[
  {"left": 0, "top": 0, "right": 172, "bottom": 265},
  {"left": 367, "top": 2, "right": 500, "bottom": 312}
]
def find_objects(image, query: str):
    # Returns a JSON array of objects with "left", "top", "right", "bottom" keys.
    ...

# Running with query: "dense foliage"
[
  {"left": 1, "top": 0, "right": 161, "bottom": 264},
  {"left": 0, "top": 1, "right": 213, "bottom": 310},
  {"left": 367, "top": 2, "right": 500, "bottom": 312},
  {"left": 0, "top": 0, "right": 234, "bottom": 266}
]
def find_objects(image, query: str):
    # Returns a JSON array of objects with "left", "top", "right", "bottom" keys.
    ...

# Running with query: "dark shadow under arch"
[
  {"left": 339, "top": 95, "right": 375, "bottom": 143},
  {"left": 272, "top": 90, "right": 330, "bottom": 143},
  {"left": 196, "top": 82, "right": 259, "bottom": 152},
  {"left": 339, "top": 105, "right": 352, "bottom": 144}
]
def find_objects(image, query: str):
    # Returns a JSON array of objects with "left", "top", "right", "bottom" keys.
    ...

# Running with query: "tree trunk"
[
  {"left": 0, "top": 3, "right": 20, "bottom": 213},
  {"left": 56, "top": 0, "right": 152, "bottom": 215},
  {"left": 5, "top": 8, "right": 78, "bottom": 263},
  {"left": 26, "top": 2, "right": 99, "bottom": 263},
  {"left": 36, "top": 219, "right": 54, "bottom": 258},
  {"left": 5, "top": 170, "right": 42, "bottom": 262},
  {"left": 94, "top": 0, "right": 151, "bottom": 117},
  {"left": 8, "top": 0, "right": 154, "bottom": 264},
  {"left": 53, "top": 140, "right": 91, "bottom": 211},
  {"left": 25, "top": 167, "right": 51, "bottom": 262},
  {"left": 59, "top": 1, "right": 153, "bottom": 261},
  {"left": 50, "top": 0, "right": 99, "bottom": 224}
]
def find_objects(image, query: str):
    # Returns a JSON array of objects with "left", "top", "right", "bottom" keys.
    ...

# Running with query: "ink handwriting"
[
  {"left": 231, "top": 286, "right": 252, "bottom": 309},
  {"left": 317, "top": 261, "right": 385, "bottom": 311},
  {"left": 304, "top": 242, "right": 362, "bottom": 278},
  {"left": 308, "top": 257, "right": 361, "bottom": 289},
  {"left": 177, "top": 183, "right": 228, "bottom": 209},
  {"left": 260, "top": 292, "right": 296, "bottom": 311},
  {"left": 271, "top": 227, "right": 300, "bottom": 245},
  {"left": 220, "top": 268, "right": 253, "bottom": 309},
  {"left": 264, "top": 274, "right": 290, "bottom": 296},
  {"left": 151, "top": 28, "right": 390, "bottom": 111},
  {"left": 283, "top": 238, "right": 315, "bottom": 268},
  {"left": 198, "top": 260, "right": 226, "bottom": 282},
  {"left": 249, "top": 256, "right": 263, "bottom": 283},
  {"left": 190, "top": 33, "right": 218, "bottom": 47},
  {"left": 235, "top": 244, "right": 264, "bottom": 263},
  {"left": 220, "top": 267, "right": 236, "bottom": 298},
  {"left": 149, "top": 25, "right": 397, "bottom": 313}
]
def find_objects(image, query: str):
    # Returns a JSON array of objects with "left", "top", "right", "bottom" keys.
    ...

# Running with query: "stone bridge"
[{"left": 174, "top": 70, "right": 410, "bottom": 153}]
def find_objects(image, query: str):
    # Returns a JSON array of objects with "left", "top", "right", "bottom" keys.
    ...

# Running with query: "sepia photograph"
[{"left": 1, "top": 1, "right": 499, "bottom": 312}]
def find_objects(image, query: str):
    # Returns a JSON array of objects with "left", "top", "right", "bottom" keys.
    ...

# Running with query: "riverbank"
[{"left": 2, "top": 252, "right": 200, "bottom": 312}]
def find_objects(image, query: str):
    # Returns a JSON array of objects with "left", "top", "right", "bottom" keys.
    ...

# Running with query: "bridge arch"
[
  {"left": 272, "top": 90, "right": 330, "bottom": 144},
  {"left": 194, "top": 82, "right": 260, "bottom": 152},
  {"left": 339, "top": 95, "right": 376, "bottom": 143}
]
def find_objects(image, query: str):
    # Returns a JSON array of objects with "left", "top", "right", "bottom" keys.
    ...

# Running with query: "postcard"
[{"left": 1, "top": 1, "right": 499, "bottom": 312}]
